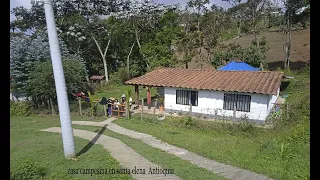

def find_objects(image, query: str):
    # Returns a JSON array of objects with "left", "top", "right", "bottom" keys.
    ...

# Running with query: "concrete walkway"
[
  {"left": 41, "top": 127, "right": 181, "bottom": 180},
  {"left": 72, "top": 118, "right": 273, "bottom": 180}
]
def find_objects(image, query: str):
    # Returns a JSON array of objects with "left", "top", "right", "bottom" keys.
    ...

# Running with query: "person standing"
[{"left": 147, "top": 87, "right": 151, "bottom": 109}]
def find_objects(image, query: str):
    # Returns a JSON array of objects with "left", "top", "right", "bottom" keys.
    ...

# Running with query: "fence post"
[
  {"left": 103, "top": 104, "right": 107, "bottom": 116},
  {"left": 78, "top": 98, "right": 82, "bottom": 116},
  {"left": 153, "top": 100, "right": 156, "bottom": 116},
  {"left": 189, "top": 93, "right": 192, "bottom": 116},
  {"left": 233, "top": 103, "right": 236, "bottom": 122},
  {"left": 286, "top": 103, "right": 289, "bottom": 120},
  {"left": 141, "top": 98, "right": 144, "bottom": 121}
]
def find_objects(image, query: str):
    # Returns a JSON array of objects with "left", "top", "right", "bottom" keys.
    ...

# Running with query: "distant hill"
[{"left": 181, "top": 28, "right": 310, "bottom": 70}]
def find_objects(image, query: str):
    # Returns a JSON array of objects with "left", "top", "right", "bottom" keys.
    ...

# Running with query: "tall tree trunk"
[
  {"left": 238, "top": 20, "right": 241, "bottom": 36},
  {"left": 77, "top": 45, "right": 90, "bottom": 82},
  {"left": 127, "top": 42, "right": 135, "bottom": 76},
  {"left": 92, "top": 36, "right": 111, "bottom": 83},
  {"left": 47, "top": 98, "right": 50, "bottom": 110},
  {"left": 185, "top": 62, "right": 188, "bottom": 69},
  {"left": 207, "top": 51, "right": 211, "bottom": 67},
  {"left": 283, "top": 11, "right": 293, "bottom": 70},
  {"left": 283, "top": 22, "right": 292, "bottom": 69},
  {"left": 50, "top": 97, "right": 55, "bottom": 115},
  {"left": 135, "top": 30, "right": 149, "bottom": 68}
]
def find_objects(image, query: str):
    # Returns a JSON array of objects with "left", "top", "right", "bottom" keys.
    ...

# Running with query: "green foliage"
[
  {"left": 179, "top": 116, "right": 195, "bottom": 127},
  {"left": 10, "top": 33, "right": 72, "bottom": 94},
  {"left": 235, "top": 117, "right": 255, "bottom": 134},
  {"left": 141, "top": 9, "right": 181, "bottom": 69},
  {"left": 212, "top": 36, "right": 269, "bottom": 68},
  {"left": 10, "top": 101, "right": 32, "bottom": 116},
  {"left": 26, "top": 58, "right": 89, "bottom": 104},
  {"left": 109, "top": 66, "right": 130, "bottom": 85},
  {"left": 11, "top": 159, "right": 46, "bottom": 180}
]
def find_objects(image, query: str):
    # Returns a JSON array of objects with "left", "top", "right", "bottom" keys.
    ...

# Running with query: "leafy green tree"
[
  {"left": 26, "top": 58, "right": 89, "bottom": 113},
  {"left": 141, "top": 8, "right": 182, "bottom": 69},
  {"left": 282, "top": 0, "right": 309, "bottom": 69},
  {"left": 211, "top": 37, "right": 269, "bottom": 68},
  {"left": 201, "top": 5, "right": 227, "bottom": 68},
  {"left": 10, "top": 33, "right": 74, "bottom": 94}
]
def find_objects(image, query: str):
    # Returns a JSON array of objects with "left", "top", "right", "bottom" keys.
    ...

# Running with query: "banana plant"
[
  {"left": 87, "top": 91, "right": 96, "bottom": 117},
  {"left": 126, "top": 88, "right": 132, "bottom": 120}
]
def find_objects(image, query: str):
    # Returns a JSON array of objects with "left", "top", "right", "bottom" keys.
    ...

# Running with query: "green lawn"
[
  {"left": 11, "top": 115, "right": 226, "bottom": 180},
  {"left": 91, "top": 84, "right": 158, "bottom": 101},
  {"left": 112, "top": 68, "right": 310, "bottom": 180},
  {"left": 114, "top": 116, "right": 309, "bottom": 180},
  {"left": 10, "top": 116, "right": 133, "bottom": 180},
  {"left": 72, "top": 124, "right": 226, "bottom": 180}
]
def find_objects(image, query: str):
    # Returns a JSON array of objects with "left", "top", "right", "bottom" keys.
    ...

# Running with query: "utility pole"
[{"left": 32, "top": 0, "right": 76, "bottom": 159}]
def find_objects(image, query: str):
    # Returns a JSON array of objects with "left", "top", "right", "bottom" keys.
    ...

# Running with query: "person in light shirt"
[
  {"left": 114, "top": 99, "right": 120, "bottom": 110},
  {"left": 129, "top": 97, "right": 133, "bottom": 109}
]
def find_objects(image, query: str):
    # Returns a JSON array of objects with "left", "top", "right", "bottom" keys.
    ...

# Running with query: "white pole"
[{"left": 42, "top": 0, "right": 76, "bottom": 159}]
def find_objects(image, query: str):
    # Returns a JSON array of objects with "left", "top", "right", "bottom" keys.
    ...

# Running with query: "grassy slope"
[
  {"left": 113, "top": 69, "right": 310, "bottom": 180},
  {"left": 185, "top": 28, "right": 310, "bottom": 69},
  {"left": 10, "top": 116, "right": 133, "bottom": 180},
  {"left": 222, "top": 28, "right": 310, "bottom": 63},
  {"left": 72, "top": 125, "right": 227, "bottom": 180}
]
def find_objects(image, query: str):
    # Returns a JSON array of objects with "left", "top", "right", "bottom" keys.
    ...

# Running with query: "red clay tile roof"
[
  {"left": 125, "top": 68, "right": 284, "bottom": 95},
  {"left": 90, "top": 75, "right": 104, "bottom": 80}
]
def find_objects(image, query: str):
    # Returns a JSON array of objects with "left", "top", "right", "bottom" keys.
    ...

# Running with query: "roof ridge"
[{"left": 125, "top": 68, "right": 283, "bottom": 95}]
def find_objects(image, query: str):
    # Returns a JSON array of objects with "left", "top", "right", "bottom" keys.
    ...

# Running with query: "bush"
[
  {"left": 10, "top": 101, "right": 32, "bottom": 116},
  {"left": 25, "top": 58, "right": 90, "bottom": 108},
  {"left": 179, "top": 116, "right": 195, "bottom": 127},
  {"left": 109, "top": 67, "right": 130, "bottom": 85},
  {"left": 11, "top": 159, "right": 46, "bottom": 180},
  {"left": 235, "top": 117, "right": 256, "bottom": 134}
]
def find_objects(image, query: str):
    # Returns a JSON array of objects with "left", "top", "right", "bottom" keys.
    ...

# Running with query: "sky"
[{"left": 10, "top": 0, "right": 232, "bottom": 21}]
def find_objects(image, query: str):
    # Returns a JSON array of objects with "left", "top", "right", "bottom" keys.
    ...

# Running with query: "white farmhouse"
[{"left": 125, "top": 68, "right": 284, "bottom": 123}]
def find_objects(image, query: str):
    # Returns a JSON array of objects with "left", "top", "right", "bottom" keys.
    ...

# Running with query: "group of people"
[
  {"left": 106, "top": 94, "right": 133, "bottom": 116},
  {"left": 72, "top": 91, "right": 133, "bottom": 117}
]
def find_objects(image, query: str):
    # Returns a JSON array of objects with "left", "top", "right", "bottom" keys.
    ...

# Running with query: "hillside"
[{"left": 183, "top": 28, "right": 310, "bottom": 70}]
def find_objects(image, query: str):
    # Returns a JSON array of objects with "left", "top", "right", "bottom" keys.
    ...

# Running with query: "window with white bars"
[
  {"left": 176, "top": 90, "right": 198, "bottom": 106},
  {"left": 223, "top": 93, "right": 251, "bottom": 112}
]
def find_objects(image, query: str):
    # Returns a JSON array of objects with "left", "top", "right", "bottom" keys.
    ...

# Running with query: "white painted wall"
[
  {"left": 164, "top": 87, "right": 279, "bottom": 121},
  {"left": 268, "top": 89, "right": 279, "bottom": 112}
]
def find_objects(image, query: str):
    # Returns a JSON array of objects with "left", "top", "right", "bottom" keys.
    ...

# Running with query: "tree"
[
  {"left": 26, "top": 58, "right": 89, "bottom": 114},
  {"left": 211, "top": 37, "right": 269, "bottom": 69},
  {"left": 141, "top": 8, "right": 181, "bottom": 69},
  {"left": 282, "top": 0, "right": 309, "bottom": 69},
  {"left": 174, "top": 7, "right": 199, "bottom": 69},
  {"left": 186, "top": 0, "right": 209, "bottom": 31},
  {"left": 186, "top": 0, "right": 210, "bottom": 68},
  {"left": 224, "top": 0, "right": 268, "bottom": 69},
  {"left": 118, "top": 0, "right": 169, "bottom": 69},
  {"left": 10, "top": 33, "right": 74, "bottom": 95},
  {"left": 201, "top": 5, "right": 226, "bottom": 68},
  {"left": 11, "top": 0, "right": 127, "bottom": 83}
]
